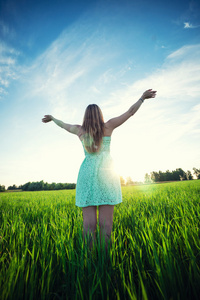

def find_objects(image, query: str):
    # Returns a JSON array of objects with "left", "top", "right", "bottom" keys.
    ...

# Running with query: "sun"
[{"left": 113, "top": 151, "right": 145, "bottom": 183}]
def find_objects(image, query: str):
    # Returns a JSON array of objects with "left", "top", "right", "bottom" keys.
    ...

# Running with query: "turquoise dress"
[{"left": 75, "top": 136, "right": 122, "bottom": 207}]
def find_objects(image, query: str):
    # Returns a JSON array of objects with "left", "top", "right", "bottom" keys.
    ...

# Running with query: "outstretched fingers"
[{"left": 143, "top": 89, "right": 157, "bottom": 99}]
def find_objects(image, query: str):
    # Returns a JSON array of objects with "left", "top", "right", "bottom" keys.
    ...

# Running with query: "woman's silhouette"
[{"left": 42, "top": 89, "right": 157, "bottom": 252}]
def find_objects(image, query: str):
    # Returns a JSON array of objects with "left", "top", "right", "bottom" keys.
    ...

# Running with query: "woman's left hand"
[{"left": 42, "top": 115, "right": 53, "bottom": 123}]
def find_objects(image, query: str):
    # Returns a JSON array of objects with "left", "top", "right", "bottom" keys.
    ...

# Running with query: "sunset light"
[{"left": 1, "top": 0, "right": 200, "bottom": 188}]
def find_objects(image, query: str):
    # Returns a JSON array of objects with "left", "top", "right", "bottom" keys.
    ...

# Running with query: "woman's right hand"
[
  {"left": 42, "top": 115, "right": 53, "bottom": 123},
  {"left": 141, "top": 89, "right": 157, "bottom": 100}
]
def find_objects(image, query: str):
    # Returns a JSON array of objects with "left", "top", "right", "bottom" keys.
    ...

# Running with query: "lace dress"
[{"left": 75, "top": 136, "right": 122, "bottom": 207}]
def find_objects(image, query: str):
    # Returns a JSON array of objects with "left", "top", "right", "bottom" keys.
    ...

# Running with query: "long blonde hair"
[{"left": 82, "top": 104, "right": 105, "bottom": 153}]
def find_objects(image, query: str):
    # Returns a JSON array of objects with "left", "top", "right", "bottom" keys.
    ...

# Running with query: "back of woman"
[{"left": 42, "top": 88, "right": 157, "bottom": 252}]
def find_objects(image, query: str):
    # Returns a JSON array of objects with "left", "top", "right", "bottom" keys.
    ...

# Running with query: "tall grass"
[{"left": 0, "top": 180, "right": 200, "bottom": 299}]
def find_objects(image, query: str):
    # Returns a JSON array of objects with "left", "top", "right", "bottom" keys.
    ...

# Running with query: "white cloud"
[
  {"left": 16, "top": 23, "right": 122, "bottom": 121},
  {"left": 184, "top": 22, "right": 200, "bottom": 28},
  {"left": 130, "top": 44, "right": 200, "bottom": 100},
  {"left": 0, "top": 41, "right": 20, "bottom": 98}
]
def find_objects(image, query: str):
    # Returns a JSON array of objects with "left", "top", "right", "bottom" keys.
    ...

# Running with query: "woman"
[{"left": 42, "top": 89, "right": 157, "bottom": 253}]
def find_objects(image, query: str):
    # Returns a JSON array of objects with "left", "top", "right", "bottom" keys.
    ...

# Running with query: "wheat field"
[{"left": 0, "top": 180, "right": 200, "bottom": 299}]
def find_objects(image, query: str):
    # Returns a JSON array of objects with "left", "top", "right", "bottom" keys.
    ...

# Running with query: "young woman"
[{"left": 42, "top": 89, "right": 157, "bottom": 253}]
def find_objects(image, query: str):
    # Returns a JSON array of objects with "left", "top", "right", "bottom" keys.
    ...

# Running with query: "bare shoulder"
[
  {"left": 104, "top": 122, "right": 113, "bottom": 136},
  {"left": 76, "top": 126, "right": 86, "bottom": 139},
  {"left": 70, "top": 124, "right": 82, "bottom": 135}
]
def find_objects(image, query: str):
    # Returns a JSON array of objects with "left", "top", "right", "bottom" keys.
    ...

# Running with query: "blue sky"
[{"left": 0, "top": 0, "right": 200, "bottom": 187}]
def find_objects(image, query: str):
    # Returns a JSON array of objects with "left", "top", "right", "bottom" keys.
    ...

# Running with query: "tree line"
[
  {"left": 0, "top": 167, "right": 200, "bottom": 192},
  {"left": 144, "top": 167, "right": 200, "bottom": 183},
  {"left": 0, "top": 180, "right": 76, "bottom": 192}
]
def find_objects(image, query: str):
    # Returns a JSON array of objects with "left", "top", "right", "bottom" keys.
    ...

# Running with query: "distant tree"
[
  {"left": 186, "top": 170, "right": 193, "bottom": 180},
  {"left": 7, "top": 184, "right": 18, "bottom": 190},
  {"left": 20, "top": 180, "right": 75, "bottom": 191},
  {"left": 193, "top": 168, "right": 200, "bottom": 179},
  {"left": 55, "top": 183, "right": 61, "bottom": 190},
  {"left": 28, "top": 182, "right": 36, "bottom": 191},
  {"left": 171, "top": 169, "right": 182, "bottom": 181},
  {"left": 49, "top": 182, "right": 56, "bottom": 190},
  {"left": 120, "top": 176, "right": 125, "bottom": 186},
  {"left": 150, "top": 168, "right": 189, "bottom": 182},
  {"left": 126, "top": 176, "right": 134, "bottom": 186},
  {"left": 67, "top": 183, "right": 76, "bottom": 189},
  {"left": 22, "top": 182, "right": 31, "bottom": 191},
  {"left": 144, "top": 173, "right": 151, "bottom": 184},
  {"left": 165, "top": 170, "right": 172, "bottom": 181},
  {"left": 150, "top": 171, "right": 159, "bottom": 182},
  {"left": 43, "top": 182, "right": 50, "bottom": 190},
  {"left": 176, "top": 168, "right": 187, "bottom": 181},
  {"left": 37, "top": 180, "right": 44, "bottom": 190},
  {"left": 0, "top": 185, "right": 5, "bottom": 192},
  {"left": 158, "top": 170, "right": 166, "bottom": 181}
]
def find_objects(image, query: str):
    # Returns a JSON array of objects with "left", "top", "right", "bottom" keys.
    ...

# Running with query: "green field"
[{"left": 0, "top": 180, "right": 200, "bottom": 300}]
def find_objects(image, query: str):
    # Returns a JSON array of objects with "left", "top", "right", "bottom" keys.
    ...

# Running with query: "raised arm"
[
  {"left": 105, "top": 89, "right": 156, "bottom": 132},
  {"left": 42, "top": 115, "right": 81, "bottom": 135}
]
